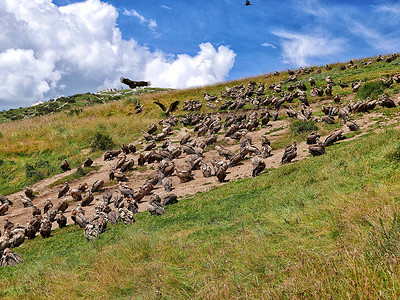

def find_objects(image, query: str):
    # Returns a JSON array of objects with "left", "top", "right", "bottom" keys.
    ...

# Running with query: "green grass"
[
  {"left": 3, "top": 128, "right": 400, "bottom": 298},
  {"left": 46, "top": 165, "right": 101, "bottom": 189}
]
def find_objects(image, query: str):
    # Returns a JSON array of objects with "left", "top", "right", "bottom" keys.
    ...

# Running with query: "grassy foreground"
[{"left": 2, "top": 127, "right": 400, "bottom": 298}]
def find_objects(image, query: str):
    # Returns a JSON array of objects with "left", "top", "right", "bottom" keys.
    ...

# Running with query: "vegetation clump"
[
  {"left": 357, "top": 81, "right": 385, "bottom": 100},
  {"left": 91, "top": 124, "right": 114, "bottom": 151},
  {"left": 25, "top": 157, "right": 53, "bottom": 182},
  {"left": 290, "top": 120, "right": 318, "bottom": 135}
]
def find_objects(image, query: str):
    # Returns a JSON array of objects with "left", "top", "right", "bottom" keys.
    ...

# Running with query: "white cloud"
[
  {"left": 123, "top": 8, "right": 157, "bottom": 30},
  {"left": 347, "top": 20, "right": 400, "bottom": 53},
  {"left": 272, "top": 30, "right": 344, "bottom": 67},
  {"left": 261, "top": 42, "right": 276, "bottom": 49},
  {"left": 145, "top": 43, "right": 236, "bottom": 88},
  {"left": 0, "top": 0, "right": 236, "bottom": 109},
  {"left": 376, "top": 4, "right": 400, "bottom": 16},
  {"left": 161, "top": 5, "right": 172, "bottom": 10}
]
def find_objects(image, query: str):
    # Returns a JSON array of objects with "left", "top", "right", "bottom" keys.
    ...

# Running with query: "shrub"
[
  {"left": 356, "top": 81, "right": 385, "bottom": 100},
  {"left": 0, "top": 131, "right": 3, "bottom": 138},
  {"left": 386, "top": 141, "right": 400, "bottom": 162},
  {"left": 25, "top": 158, "right": 52, "bottom": 182},
  {"left": 91, "top": 124, "right": 114, "bottom": 151},
  {"left": 290, "top": 120, "right": 318, "bottom": 135},
  {"left": 66, "top": 108, "right": 83, "bottom": 117}
]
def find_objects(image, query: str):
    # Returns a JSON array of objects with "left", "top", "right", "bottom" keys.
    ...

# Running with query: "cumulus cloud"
[
  {"left": 272, "top": 30, "right": 344, "bottom": 67},
  {"left": 0, "top": 0, "right": 236, "bottom": 109}
]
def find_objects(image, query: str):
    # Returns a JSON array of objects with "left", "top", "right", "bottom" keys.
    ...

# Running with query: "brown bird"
[
  {"left": 19, "top": 195, "right": 33, "bottom": 208},
  {"left": 81, "top": 191, "right": 94, "bottom": 207},
  {"left": 251, "top": 157, "right": 266, "bottom": 177},
  {"left": 70, "top": 189, "right": 82, "bottom": 201},
  {"left": 56, "top": 212, "right": 67, "bottom": 228},
  {"left": 58, "top": 182, "right": 70, "bottom": 198},
  {"left": 91, "top": 180, "right": 104, "bottom": 193},
  {"left": 281, "top": 141, "right": 297, "bottom": 164},
  {"left": 24, "top": 187, "right": 34, "bottom": 199},
  {"left": 175, "top": 167, "right": 194, "bottom": 183},
  {"left": 83, "top": 156, "right": 93, "bottom": 168},
  {"left": 61, "top": 160, "right": 70, "bottom": 172},
  {"left": 245, "top": 0, "right": 252, "bottom": 6},
  {"left": 154, "top": 100, "right": 180, "bottom": 116},
  {"left": 306, "top": 131, "right": 320, "bottom": 144},
  {"left": 57, "top": 199, "right": 68, "bottom": 213},
  {"left": 309, "top": 141, "right": 326, "bottom": 156},
  {"left": 0, "top": 203, "right": 9, "bottom": 216},
  {"left": 40, "top": 217, "right": 52, "bottom": 239}
]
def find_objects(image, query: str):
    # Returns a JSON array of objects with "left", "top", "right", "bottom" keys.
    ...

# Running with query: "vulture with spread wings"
[
  {"left": 153, "top": 101, "right": 180, "bottom": 116},
  {"left": 120, "top": 77, "right": 150, "bottom": 89}
]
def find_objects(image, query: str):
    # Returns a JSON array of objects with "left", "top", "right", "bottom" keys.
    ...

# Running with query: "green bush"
[
  {"left": 91, "top": 124, "right": 114, "bottom": 151},
  {"left": 387, "top": 141, "right": 400, "bottom": 162},
  {"left": 356, "top": 81, "right": 385, "bottom": 100},
  {"left": 66, "top": 108, "right": 83, "bottom": 117},
  {"left": 25, "top": 158, "right": 52, "bottom": 182},
  {"left": 290, "top": 120, "right": 318, "bottom": 135}
]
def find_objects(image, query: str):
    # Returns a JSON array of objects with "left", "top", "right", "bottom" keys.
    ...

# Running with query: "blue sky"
[{"left": 1, "top": 0, "right": 400, "bottom": 109}]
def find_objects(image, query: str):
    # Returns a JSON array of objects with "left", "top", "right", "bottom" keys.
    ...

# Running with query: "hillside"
[{"left": 1, "top": 53, "right": 400, "bottom": 298}]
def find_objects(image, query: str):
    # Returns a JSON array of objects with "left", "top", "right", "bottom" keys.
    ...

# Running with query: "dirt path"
[{"left": 2, "top": 94, "right": 400, "bottom": 230}]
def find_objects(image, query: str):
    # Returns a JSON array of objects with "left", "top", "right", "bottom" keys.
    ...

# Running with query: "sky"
[{"left": 1, "top": 0, "right": 400, "bottom": 109}]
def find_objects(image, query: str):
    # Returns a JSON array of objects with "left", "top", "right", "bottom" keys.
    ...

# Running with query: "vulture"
[
  {"left": 147, "top": 123, "right": 157, "bottom": 134},
  {"left": 175, "top": 167, "right": 194, "bottom": 183},
  {"left": 83, "top": 156, "right": 93, "bottom": 168},
  {"left": 153, "top": 101, "right": 180, "bottom": 116},
  {"left": 61, "top": 160, "right": 70, "bottom": 172},
  {"left": 91, "top": 180, "right": 104, "bottom": 193},
  {"left": 345, "top": 119, "right": 360, "bottom": 131},
  {"left": 306, "top": 131, "right": 320, "bottom": 145},
  {"left": 58, "top": 182, "right": 70, "bottom": 198},
  {"left": 81, "top": 191, "right": 94, "bottom": 207},
  {"left": 147, "top": 196, "right": 165, "bottom": 216},
  {"left": 24, "top": 187, "right": 34, "bottom": 199},
  {"left": 56, "top": 212, "right": 67, "bottom": 228},
  {"left": 40, "top": 217, "right": 52, "bottom": 238},
  {"left": 245, "top": 0, "right": 251, "bottom": 6},
  {"left": 19, "top": 195, "right": 33, "bottom": 208},
  {"left": 324, "top": 130, "right": 344, "bottom": 147},
  {"left": 162, "top": 177, "right": 173, "bottom": 192},
  {"left": 120, "top": 77, "right": 150, "bottom": 89},
  {"left": 0, "top": 203, "right": 9, "bottom": 216},
  {"left": 57, "top": 199, "right": 68, "bottom": 213},
  {"left": 309, "top": 142, "right": 326, "bottom": 156},
  {"left": 352, "top": 80, "right": 362, "bottom": 92},
  {"left": 0, "top": 248, "right": 24, "bottom": 267},
  {"left": 251, "top": 157, "right": 266, "bottom": 177},
  {"left": 162, "top": 194, "right": 178, "bottom": 206},
  {"left": 338, "top": 79, "right": 348, "bottom": 88},
  {"left": 334, "top": 93, "right": 341, "bottom": 104},
  {"left": 0, "top": 195, "right": 12, "bottom": 205},
  {"left": 281, "top": 141, "right": 297, "bottom": 164}
]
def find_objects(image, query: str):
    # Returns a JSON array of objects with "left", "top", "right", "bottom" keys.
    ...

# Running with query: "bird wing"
[
  {"left": 153, "top": 101, "right": 167, "bottom": 112},
  {"left": 168, "top": 101, "right": 180, "bottom": 113}
]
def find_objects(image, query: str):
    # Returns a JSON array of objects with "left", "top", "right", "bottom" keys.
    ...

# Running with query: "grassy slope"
[
  {"left": 1, "top": 55, "right": 400, "bottom": 195},
  {"left": 2, "top": 128, "right": 400, "bottom": 298}
]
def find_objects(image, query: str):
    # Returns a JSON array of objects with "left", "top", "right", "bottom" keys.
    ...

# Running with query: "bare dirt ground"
[{"left": 2, "top": 94, "right": 400, "bottom": 230}]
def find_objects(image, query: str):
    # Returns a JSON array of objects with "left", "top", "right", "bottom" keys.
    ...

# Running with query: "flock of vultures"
[{"left": 1, "top": 53, "right": 400, "bottom": 267}]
